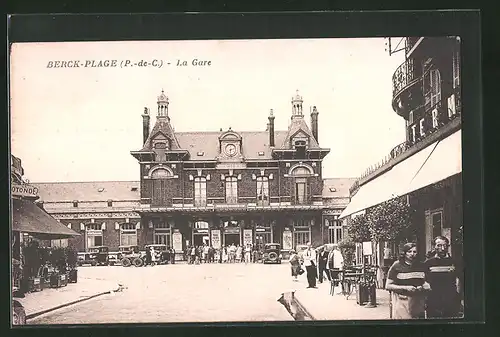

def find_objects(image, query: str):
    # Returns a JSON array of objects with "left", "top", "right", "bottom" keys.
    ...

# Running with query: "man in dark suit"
[{"left": 318, "top": 247, "right": 331, "bottom": 283}]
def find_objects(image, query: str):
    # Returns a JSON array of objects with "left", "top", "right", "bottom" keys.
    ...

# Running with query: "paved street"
[{"left": 28, "top": 263, "right": 294, "bottom": 324}]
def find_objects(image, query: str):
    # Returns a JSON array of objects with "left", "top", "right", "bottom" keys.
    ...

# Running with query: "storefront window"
[{"left": 120, "top": 223, "right": 137, "bottom": 246}]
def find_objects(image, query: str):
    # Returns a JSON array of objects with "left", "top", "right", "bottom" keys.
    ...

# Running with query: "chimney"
[
  {"left": 268, "top": 109, "right": 275, "bottom": 147},
  {"left": 311, "top": 106, "right": 319, "bottom": 142},
  {"left": 142, "top": 107, "right": 150, "bottom": 145}
]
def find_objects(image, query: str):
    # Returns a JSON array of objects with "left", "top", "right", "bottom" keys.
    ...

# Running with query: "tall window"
[
  {"left": 411, "top": 125, "right": 416, "bottom": 142},
  {"left": 120, "top": 223, "right": 137, "bottom": 246},
  {"left": 86, "top": 224, "right": 103, "bottom": 250},
  {"left": 225, "top": 177, "right": 238, "bottom": 204},
  {"left": 327, "top": 216, "right": 343, "bottom": 244},
  {"left": 293, "top": 218, "right": 311, "bottom": 246},
  {"left": 291, "top": 166, "right": 311, "bottom": 205},
  {"left": 194, "top": 177, "right": 207, "bottom": 206},
  {"left": 256, "top": 177, "right": 269, "bottom": 206},
  {"left": 154, "top": 221, "right": 171, "bottom": 246},
  {"left": 151, "top": 168, "right": 173, "bottom": 206}
]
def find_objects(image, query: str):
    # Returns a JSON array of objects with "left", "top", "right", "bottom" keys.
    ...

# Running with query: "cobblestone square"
[{"left": 29, "top": 263, "right": 295, "bottom": 324}]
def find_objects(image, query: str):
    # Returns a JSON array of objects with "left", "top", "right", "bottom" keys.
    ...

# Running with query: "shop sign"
[
  {"left": 362, "top": 241, "right": 373, "bottom": 255},
  {"left": 86, "top": 230, "right": 102, "bottom": 236},
  {"left": 211, "top": 230, "right": 221, "bottom": 249},
  {"left": 225, "top": 228, "right": 240, "bottom": 234},
  {"left": 283, "top": 230, "right": 293, "bottom": 250},
  {"left": 11, "top": 183, "right": 39, "bottom": 198},
  {"left": 243, "top": 229, "right": 253, "bottom": 245},
  {"left": 173, "top": 232, "right": 183, "bottom": 252}
]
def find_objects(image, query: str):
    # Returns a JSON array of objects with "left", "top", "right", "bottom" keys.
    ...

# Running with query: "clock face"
[{"left": 225, "top": 144, "right": 237, "bottom": 156}]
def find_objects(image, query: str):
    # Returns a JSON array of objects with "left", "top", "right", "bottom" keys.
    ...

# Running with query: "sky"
[{"left": 10, "top": 38, "right": 406, "bottom": 183}]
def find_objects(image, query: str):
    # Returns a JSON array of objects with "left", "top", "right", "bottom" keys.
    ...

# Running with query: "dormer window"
[
  {"left": 294, "top": 140, "right": 307, "bottom": 159},
  {"left": 197, "top": 151, "right": 204, "bottom": 156},
  {"left": 131, "top": 187, "right": 138, "bottom": 192},
  {"left": 72, "top": 200, "right": 78, "bottom": 208},
  {"left": 107, "top": 200, "right": 113, "bottom": 207},
  {"left": 258, "top": 151, "right": 265, "bottom": 156},
  {"left": 153, "top": 140, "right": 169, "bottom": 162},
  {"left": 329, "top": 187, "right": 337, "bottom": 192}
]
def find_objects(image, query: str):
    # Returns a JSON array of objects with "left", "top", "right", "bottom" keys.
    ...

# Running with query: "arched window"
[
  {"left": 291, "top": 166, "right": 311, "bottom": 176},
  {"left": 194, "top": 177, "right": 207, "bottom": 207},
  {"left": 291, "top": 166, "right": 311, "bottom": 205},
  {"left": 151, "top": 167, "right": 173, "bottom": 179}
]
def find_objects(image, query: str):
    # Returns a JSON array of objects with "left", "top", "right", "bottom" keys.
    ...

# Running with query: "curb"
[
  {"left": 277, "top": 291, "right": 316, "bottom": 321},
  {"left": 26, "top": 284, "right": 123, "bottom": 321}
]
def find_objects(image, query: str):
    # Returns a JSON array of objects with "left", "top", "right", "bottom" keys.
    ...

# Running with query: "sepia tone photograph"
[{"left": 10, "top": 36, "right": 463, "bottom": 325}]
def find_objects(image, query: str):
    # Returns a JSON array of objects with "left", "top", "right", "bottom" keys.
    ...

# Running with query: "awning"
[
  {"left": 339, "top": 131, "right": 462, "bottom": 219},
  {"left": 12, "top": 199, "right": 80, "bottom": 239},
  {"left": 401, "top": 129, "right": 462, "bottom": 195}
]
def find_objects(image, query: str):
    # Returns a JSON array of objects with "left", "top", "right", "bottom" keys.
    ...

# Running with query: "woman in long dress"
[
  {"left": 222, "top": 246, "right": 228, "bottom": 263},
  {"left": 289, "top": 250, "right": 302, "bottom": 281},
  {"left": 385, "top": 242, "right": 431, "bottom": 319}
]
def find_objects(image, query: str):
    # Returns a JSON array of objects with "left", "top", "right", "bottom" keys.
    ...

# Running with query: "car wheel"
[
  {"left": 12, "top": 302, "right": 26, "bottom": 325},
  {"left": 121, "top": 258, "right": 132, "bottom": 267},
  {"left": 91, "top": 261, "right": 97, "bottom": 266},
  {"left": 133, "top": 257, "right": 144, "bottom": 267}
]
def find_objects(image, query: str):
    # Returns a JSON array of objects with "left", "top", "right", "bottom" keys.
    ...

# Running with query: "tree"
[
  {"left": 337, "top": 237, "right": 356, "bottom": 267},
  {"left": 346, "top": 213, "right": 371, "bottom": 243},
  {"left": 367, "top": 196, "right": 416, "bottom": 243}
]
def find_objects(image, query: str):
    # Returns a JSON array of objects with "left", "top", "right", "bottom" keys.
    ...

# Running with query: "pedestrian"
[
  {"left": 303, "top": 242, "right": 317, "bottom": 289},
  {"left": 424, "top": 236, "right": 462, "bottom": 319},
  {"left": 222, "top": 246, "right": 228, "bottom": 263},
  {"left": 289, "top": 249, "right": 302, "bottom": 281},
  {"left": 317, "top": 246, "right": 331, "bottom": 284},
  {"left": 326, "top": 245, "right": 344, "bottom": 294},
  {"left": 244, "top": 244, "right": 251, "bottom": 264},
  {"left": 203, "top": 244, "right": 209, "bottom": 263},
  {"left": 190, "top": 246, "right": 196, "bottom": 264},
  {"left": 150, "top": 247, "right": 157, "bottom": 266},
  {"left": 236, "top": 245, "right": 242, "bottom": 263},
  {"left": 385, "top": 242, "right": 431, "bottom": 319},
  {"left": 229, "top": 244, "right": 236, "bottom": 263},
  {"left": 169, "top": 247, "right": 175, "bottom": 264},
  {"left": 144, "top": 247, "right": 152, "bottom": 267}
]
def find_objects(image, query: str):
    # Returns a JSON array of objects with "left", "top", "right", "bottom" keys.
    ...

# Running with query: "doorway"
[{"left": 224, "top": 234, "right": 240, "bottom": 246}]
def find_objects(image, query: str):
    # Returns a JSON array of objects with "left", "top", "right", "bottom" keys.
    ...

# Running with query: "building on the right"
[{"left": 340, "top": 36, "right": 462, "bottom": 275}]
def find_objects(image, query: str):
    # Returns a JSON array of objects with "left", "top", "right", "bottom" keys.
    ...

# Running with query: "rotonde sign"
[{"left": 12, "top": 184, "right": 39, "bottom": 198}]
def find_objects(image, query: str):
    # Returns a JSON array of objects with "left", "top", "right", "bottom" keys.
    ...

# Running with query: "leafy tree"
[
  {"left": 346, "top": 213, "right": 371, "bottom": 243},
  {"left": 337, "top": 237, "right": 356, "bottom": 267},
  {"left": 367, "top": 196, "right": 416, "bottom": 243}
]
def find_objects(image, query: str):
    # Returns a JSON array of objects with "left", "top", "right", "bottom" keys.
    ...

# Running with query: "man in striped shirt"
[{"left": 424, "top": 236, "right": 462, "bottom": 319}]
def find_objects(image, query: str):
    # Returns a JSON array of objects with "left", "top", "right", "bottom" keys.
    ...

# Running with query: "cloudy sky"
[{"left": 10, "top": 38, "right": 406, "bottom": 183}]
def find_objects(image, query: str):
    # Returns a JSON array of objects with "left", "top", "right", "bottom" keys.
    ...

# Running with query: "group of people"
[
  {"left": 143, "top": 246, "right": 176, "bottom": 266},
  {"left": 186, "top": 243, "right": 256, "bottom": 264},
  {"left": 288, "top": 237, "right": 462, "bottom": 319},
  {"left": 288, "top": 242, "right": 344, "bottom": 289},
  {"left": 386, "top": 236, "right": 462, "bottom": 319}
]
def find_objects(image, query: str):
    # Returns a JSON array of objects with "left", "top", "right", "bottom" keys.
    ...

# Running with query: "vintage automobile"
[
  {"left": 119, "top": 245, "right": 144, "bottom": 267},
  {"left": 77, "top": 246, "right": 110, "bottom": 266},
  {"left": 107, "top": 251, "right": 120, "bottom": 266},
  {"left": 262, "top": 243, "right": 282, "bottom": 264},
  {"left": 144, "top": 244, "right": 169, "bottom": 265}
]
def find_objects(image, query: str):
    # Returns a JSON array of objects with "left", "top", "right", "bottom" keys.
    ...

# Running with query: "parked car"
[
  {"left": 107, "top": 251, "right": 120, "bottom": 266},
  {"left": 119, "top": 245, "right": 143, "bottom": 267},
  {"left": 262, "top": 243, "right": 282, "bottom": 264},
  {"left": 77, "top": 246, "right": 110, "bottom": 266},
  {"left": 144, "top": 244, "right": 168, "bottom": 265}
]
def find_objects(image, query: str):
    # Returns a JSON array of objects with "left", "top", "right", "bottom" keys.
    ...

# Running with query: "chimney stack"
[
  {"left": 142, "top": 107, "right": 150, "bottom": 145},
  {"left": 311, "top": 106, "right": 319, "bottom": 143},
  {"left": 268, "top": 109, "right": 275, "bottom": 147}
]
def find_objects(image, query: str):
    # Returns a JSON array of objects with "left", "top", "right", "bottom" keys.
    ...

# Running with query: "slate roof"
[
  {"left": 280, "top": 118, "right": 319, "bottom": 149},
  {"left": 141, "top": 119, "right": 181, "bottom": 151},
  {"left": 322, "top": 178, "right": 357, "bottom": 198},
  {"left": 32, "top": 181, "right": 141, "bottom": 202}
]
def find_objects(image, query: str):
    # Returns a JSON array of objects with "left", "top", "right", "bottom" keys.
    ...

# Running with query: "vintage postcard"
[{"left": 10, "top": 36, "right": 464, "bottom": 325}]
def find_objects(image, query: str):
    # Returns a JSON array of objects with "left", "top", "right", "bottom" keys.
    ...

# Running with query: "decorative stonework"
[{"left": 51, "top": 212, "right": 140, "bottom": 220}]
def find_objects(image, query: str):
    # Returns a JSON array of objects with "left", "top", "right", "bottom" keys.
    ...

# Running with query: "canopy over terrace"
[
  {"left": 12, "top": 199, "right": 80, "bottom": 240},
  {"left": 340, "top": 130, "right": 462, "bottom": 219}
]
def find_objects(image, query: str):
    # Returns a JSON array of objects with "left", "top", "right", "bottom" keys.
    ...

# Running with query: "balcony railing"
[
  {"left": 392, "top": 58, "right": 416, "bottom": 97},
  {"left": 350, "top": 89, "right": 461, "bottom": 197}
]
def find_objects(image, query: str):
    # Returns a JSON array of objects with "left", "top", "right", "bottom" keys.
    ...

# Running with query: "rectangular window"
[
  {"left": 120, "top": 223, "right": 137, "bottom": 246},
  {"left": 154, "top": 233, "right": 170, "bottom": 245},
  {"left": 295, "top": 181, "right": 307, "bottom": 204},
  {"left": 328, "top": 218, "right": 343, "bottom": 244},
  {"left": 107, "top": 200, "right": 113, "bottom": 207},
  {"left": 257, "top": 177, "right": 269, "bottom": 206},
  {"left": 419, "top": 118, "right": 425, "bottom": 136},
  {"left": 87, "top": 235, "right": 103, "bottom": 249},
  {"left": 293, "top": 231, "right": 310, "bottom": 246},
  {"left": 225, "top": 177, "right": 238, "bottom": 204},
  {"left": 430, "top": 69, "right": 442, "bottom": 107},
  {"left": 194, "top": 177, "right": 207, "bottom": 207}
]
